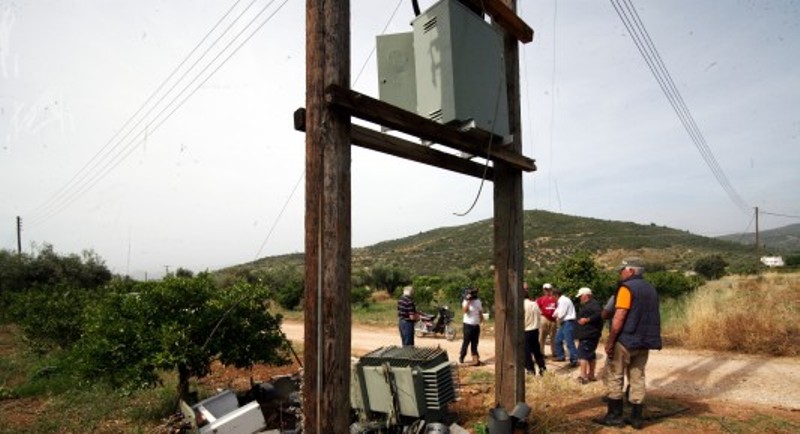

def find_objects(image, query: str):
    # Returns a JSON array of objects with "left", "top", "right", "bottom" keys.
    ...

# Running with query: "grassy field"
[{"left": 2, "top": 272, "right": 799, "bottom": 432}]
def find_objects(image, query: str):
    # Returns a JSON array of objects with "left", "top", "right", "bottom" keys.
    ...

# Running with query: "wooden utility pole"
[
  {"left": 755, "top": 206, "right": 760, "bottom": 250},
  {"left": 16, "top": 216, "right": 22, "bottom": 255},
  {"left": 299, "top": 0, "right": 533, "bottom": 426},
  {"left": 304, "top": 0, "right": 351, "bottom": 433},
  {"left": 493, "top": 0, "right": 525, "bottom": 409}
]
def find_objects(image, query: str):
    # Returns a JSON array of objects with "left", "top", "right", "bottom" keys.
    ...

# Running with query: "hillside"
[
  {"left": 717, "top": 222, "right": 800, "bottom": 252},
  {"left": 222, "top": 210, "right": 759, "bottom": 277}
]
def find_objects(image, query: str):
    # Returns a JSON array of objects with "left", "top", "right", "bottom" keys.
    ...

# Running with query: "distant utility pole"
[
  {"left": 16, "top": 216, "right": 22, "bottom": 255},
  {"left": 755, "top": 207, "right": 760, "bottom": 250}
]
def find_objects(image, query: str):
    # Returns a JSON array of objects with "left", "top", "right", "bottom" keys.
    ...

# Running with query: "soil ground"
[
  {"left": 3, "top": 321, "right": 800, "bottom": 433},
  {"left": 275, "top": 321, "right": 800, "bottom": 433}
]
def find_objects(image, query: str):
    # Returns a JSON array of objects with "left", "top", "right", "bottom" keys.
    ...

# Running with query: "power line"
[
  {"left": 27, "top": 0, "right": 253, "bottom": 224},
  {"left": 760, "top": 210, "right": 800, "bottom": 219},
  {"left": 610, "top": 0, "right": 750, "bottom": 215},
  {"left": 254, "top": 170, "right": 304, "bottom": 260},
  {"left": 27, "top": 0, "right": 292, "bottom": 228},
  {"left": 352, "top": 0, "right": 404, "bottom": 87}
]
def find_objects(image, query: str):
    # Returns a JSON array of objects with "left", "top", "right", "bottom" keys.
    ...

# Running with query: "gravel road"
[{"left": 281, "top": 321, "right": 800, "bottom": 410}]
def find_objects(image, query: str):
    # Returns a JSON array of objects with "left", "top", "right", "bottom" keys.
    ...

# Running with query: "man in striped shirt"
[{"left": 397, "top": 286, "right": 419, "bottom": 346}]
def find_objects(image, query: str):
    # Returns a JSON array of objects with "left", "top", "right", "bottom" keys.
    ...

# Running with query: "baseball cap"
[
  {"left": 576, "top": 287, "right": 592, "bottom": 297},
  {"left": 542, "top": 283, "right": 553, "bottom": 289},
  {"left": 618, "top": 257, "right": 646, "bottom": 271}
]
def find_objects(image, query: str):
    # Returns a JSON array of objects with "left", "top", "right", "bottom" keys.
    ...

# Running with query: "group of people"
[
  {"left": 398, "top": 257, "right": 662, "bottom": 429},
  {"left": 524, "top": 282, "right": 604, "bottom": 381},
  {"left": 397, "top": 285, "right": 485, "bottom": 366},
  {"left": 520, "top": 257, "right": 662, "bottom": 429}
]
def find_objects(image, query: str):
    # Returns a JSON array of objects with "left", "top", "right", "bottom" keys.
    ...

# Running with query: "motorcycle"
[{"left": 415, "top": 305, "right": 456, "bottom": 341}]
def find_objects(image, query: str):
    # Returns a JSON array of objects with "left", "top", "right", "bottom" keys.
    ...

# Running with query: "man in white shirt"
[
  {"left": 524, "top": 284, "right": 547, "bottom": 375},
  {"left": 552, "top": 286, "right": 578, "bottom": 367}
]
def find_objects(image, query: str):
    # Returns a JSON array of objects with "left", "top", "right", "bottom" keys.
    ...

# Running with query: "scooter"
[{"left": 415, "top": 305, "right": 456, "bottom": 341}]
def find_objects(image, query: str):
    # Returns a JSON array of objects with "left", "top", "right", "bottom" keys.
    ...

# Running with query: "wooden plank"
[
  {"left": 304, "top": 0, "right": 351, "bottom": 432},
  {"left": 352, "top": 126, "right": 496, "bottom": 180},
  {"left": 493, "top": 0, "right": 526, "bottom": 411},
  {"left": 296, "top": 108, "right": 495, "bottom": 180},
  {"left": 462, "top": 0, "right": 534, "bottom": 43},
  {"left": 326, "top": 85, "right": 536, "bottom": 173}
]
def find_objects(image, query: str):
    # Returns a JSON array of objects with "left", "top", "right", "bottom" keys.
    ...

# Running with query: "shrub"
[
  {"left": 76, "top": 274, "right": 290, "bottom": 401},
  {"left": 254, "top": 266, "right": 304, "bottom": 310},
  {"left": 351, "top": 286, "right": 372, "bottom": 308},
  {"left": 784, "top": 254, "right": 800, "bottom": 267},
  {"left": 370, "top": 263, "right": 412, "bottom": 295},
  {"left": 694, "top": 255, "right": 728, "bottom": 279},
  {"left": 647, "top": 271, "right": 699, "bottom": 299},
  {"left": 8, "top": 283, "right": 99, "bottom": 350}
]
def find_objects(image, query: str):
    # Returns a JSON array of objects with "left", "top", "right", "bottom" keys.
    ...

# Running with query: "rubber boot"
[
  {"left": 593, "top": 398, "right": 625, "bottom": 427},
  {"left": 626, "top": 403, "right": 644, "bottom": 430}
]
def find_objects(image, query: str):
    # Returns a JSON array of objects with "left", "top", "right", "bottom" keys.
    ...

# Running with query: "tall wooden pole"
[
  {"left": 754, "top": 206, "right": 760, "bottom": 250},
  {"left": 16, "top": 216, "right": 22, "bottom": 255},
  {"left": 493, "top": 0, "right": 525, "bottom": 409},
  {"left": 304, "top": 0, "right": 351, "bottom": 432}
]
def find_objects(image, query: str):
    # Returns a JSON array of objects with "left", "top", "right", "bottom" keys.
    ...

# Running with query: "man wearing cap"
[
  {"left": 596, "top": 258, "right": 662, "bottom": 429},
  {"left": 574, "top": 287, "right": 602, "bottom": 384},
  {"left": 552, "top": 286, "right": 579, "bottom": 367},
  {"left": 536, "top": 283, "right": 558, "bottom": 357}
]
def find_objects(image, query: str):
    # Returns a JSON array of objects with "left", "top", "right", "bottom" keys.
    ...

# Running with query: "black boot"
[
  {"left": 593, "top": 398, "right": 625, "bottom": 427},
  {"left": 626, "top": 403, "right": 644, "bottom": 429}
]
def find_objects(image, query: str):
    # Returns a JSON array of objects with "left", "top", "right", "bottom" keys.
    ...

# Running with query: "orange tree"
[{"left": 76, "top": 273, "right": 290, "bottom": 401}]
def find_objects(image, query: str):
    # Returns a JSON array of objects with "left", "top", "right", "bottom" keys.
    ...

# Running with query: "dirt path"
[{"left": 281, "top": 321, "right": 800, "bottom": 410}]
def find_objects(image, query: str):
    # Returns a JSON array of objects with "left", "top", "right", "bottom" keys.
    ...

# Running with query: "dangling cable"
[{"left": 452, "top": 71, "right": 504, "bottom": 217}]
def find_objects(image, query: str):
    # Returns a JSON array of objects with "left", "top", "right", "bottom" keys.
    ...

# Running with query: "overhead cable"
[
  {"left": 610, "top": 0, "right": 750, "bottom": 214},
  {"left": 27, "top": 0, "right": 253, "bottom": 226},
  {"left": 27, "top": 0, "right": 291, "bottom": 227}
]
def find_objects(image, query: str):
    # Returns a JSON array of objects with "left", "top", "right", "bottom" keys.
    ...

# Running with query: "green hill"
[
  {"left": 716, "top": 223, "right": 800, "bottom": 253},
  {"left": 222, "top": 210, "right": 760, "bottom": 278}
]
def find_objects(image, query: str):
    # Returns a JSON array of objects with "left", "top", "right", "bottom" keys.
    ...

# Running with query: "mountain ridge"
[{"left": 223, "top": 210, "right": 778, "bottom": 277}]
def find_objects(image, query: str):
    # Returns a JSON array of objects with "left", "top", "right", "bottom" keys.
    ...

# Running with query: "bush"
[
  {"left": 9, "top": 283, "right": 99, "bottom": 350},
  {"left": 551, "top": 251, "right": 616, "bottom": 303},
  {"left": 370, "top": 263, "right": 412, "bottom": 295},
  {"left": 351, "top": 286, "right": 372, "bottom": 308},
  {"left": 253, "top": 266, "right": 304, "bottom": 310},
  {"left": 694, "top": 255, "right": 728, "bottom": 280},
  {"left": 784, "top": 254, "right": 800, "bottom": 267},
  {"left": 647, "top": 271, "right": 699, "bottom": 299},
  {"left": 76, "top": 274, "right": 290, "bottom": 400}
]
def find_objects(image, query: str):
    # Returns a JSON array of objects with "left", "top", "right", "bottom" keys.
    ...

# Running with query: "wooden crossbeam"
[
  {"left": 295, "top": 108, "right": 495, "bottom": 179},
  {"left": 325, "top": 85, "right": 536, "bottom": 173},
  {"left": 462, "top": 0, "right": 534, "bottom": 43}
]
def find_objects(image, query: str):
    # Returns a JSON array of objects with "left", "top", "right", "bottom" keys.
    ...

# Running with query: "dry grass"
[
  {"left": 370, "top": 290, "right": 393, "bottom": 303},
  {"left": 677, "top": 272, "right": 800, "bottom": 356}
]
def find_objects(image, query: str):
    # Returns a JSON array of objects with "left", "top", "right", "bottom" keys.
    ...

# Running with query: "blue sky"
[{"left": 1, "top": 0, "right": 798, "bottom": 279}]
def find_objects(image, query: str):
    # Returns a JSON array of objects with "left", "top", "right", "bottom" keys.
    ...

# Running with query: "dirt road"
[{"left": 281, "top": 321, "right": 800, "bottom": 410}]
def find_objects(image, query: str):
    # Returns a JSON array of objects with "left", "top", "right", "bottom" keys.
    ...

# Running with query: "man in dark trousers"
[
  {"left": 397, "top": 286, "right": 419, "bottom": 346},
  {"left": 574, "top": 287, "right": 603, "bottom": 384},
  {"left": 523, "top": 283, "right": 547, "bottom": 376},
  {"left": 596, "top": 258, "right": 662, "bottom": 429}
]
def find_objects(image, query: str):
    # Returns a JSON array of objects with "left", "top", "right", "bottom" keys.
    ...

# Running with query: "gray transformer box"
[
  {"left": 413, "top": 0, "right": 509, "bottom": 137},
  {"left": 377, "top": 32, "right": 417, "bottom": 114},
  {"left": 377, "top": 0, "right": 509, "bottom": 138}
]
